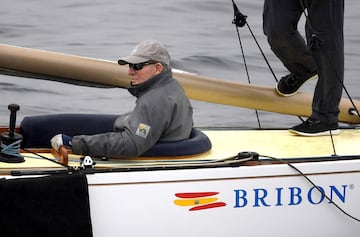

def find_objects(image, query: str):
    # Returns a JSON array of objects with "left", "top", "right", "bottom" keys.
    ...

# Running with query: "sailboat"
[{"left": 0, "top": 41, "right": 359, "bottom": 237}]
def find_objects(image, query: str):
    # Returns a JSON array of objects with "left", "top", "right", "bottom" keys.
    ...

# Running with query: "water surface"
[{"left": 1, "top": 0, "right": 359, "bottom": 127}]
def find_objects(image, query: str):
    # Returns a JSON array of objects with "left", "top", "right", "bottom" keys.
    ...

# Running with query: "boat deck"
[
  {"left": 1, "top": 128, "right": 359, "bottom": 172},
  {"left": 205, "top": 128, "right": 360, "bottom": 159}
]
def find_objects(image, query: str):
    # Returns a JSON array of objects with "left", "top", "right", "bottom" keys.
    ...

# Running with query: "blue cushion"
[
  {"left": 20, "top": 114, "right": 117, "bottom": 148},
  {"left": 142, "top": 128, "right": 212, "bottom": 157},
  {"left": 20, "top": 114, "right": 211, "bottom": 157}
]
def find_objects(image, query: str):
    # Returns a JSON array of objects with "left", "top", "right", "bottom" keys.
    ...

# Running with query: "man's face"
[{"left": 128, "top": 62, "right": 164, "bottom": 85}]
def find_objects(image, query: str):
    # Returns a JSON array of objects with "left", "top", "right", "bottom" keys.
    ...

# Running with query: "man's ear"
[{"left": 155, "top": 63, "right": 164, "bottom": 72}]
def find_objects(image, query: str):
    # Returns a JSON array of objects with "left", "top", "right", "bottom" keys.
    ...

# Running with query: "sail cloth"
[{"left": 0, "top": 174, "right": 93, "bottom": 237}]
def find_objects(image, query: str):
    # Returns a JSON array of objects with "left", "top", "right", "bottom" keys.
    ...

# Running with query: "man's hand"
[{"left": 50, "top": 134, "right": 72, "bottom": 151}]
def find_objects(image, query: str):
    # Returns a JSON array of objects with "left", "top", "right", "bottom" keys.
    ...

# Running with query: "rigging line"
[
  {"left": 244, "top": 22, "right": 278, "bottom": 84},
  {"left": 261, "top": 154, "right": 360, "bottom": 223},
  {"left": 232, "top": 10, "right": 261, "bottom": 128},
  {"left": 231, "top": 0, "right": 278, "bottom": 83},
  {"left": 329, "top": 130, "right": 337, "bottom": 156},
  {"left": 22, "top": 148, "right": 75, "bottom": 171},
  {"left": 299, "top": 0, "right": 360, "bottom": 118},
  {"left": 231, "top": 0, "right": 307, "bottom": 125}
]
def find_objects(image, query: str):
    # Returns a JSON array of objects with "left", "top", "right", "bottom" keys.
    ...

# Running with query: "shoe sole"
[
  {"left": 288, "top": 128, "right": 340, "bottom": 137},
  {"left": 275, "top": 74, "right": 318, "bottom": 97}
]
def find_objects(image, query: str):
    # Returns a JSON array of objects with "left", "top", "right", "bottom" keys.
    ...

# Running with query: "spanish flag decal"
[{"left": 174, "top": 192, "right": 226, "bottom": 211}]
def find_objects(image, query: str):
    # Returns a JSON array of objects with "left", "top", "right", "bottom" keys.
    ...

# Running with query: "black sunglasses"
[{"left": 128, "top": 61, "right": 157, "bottom": 71}]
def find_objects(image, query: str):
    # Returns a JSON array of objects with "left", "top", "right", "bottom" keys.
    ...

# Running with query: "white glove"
[{"left": 51, "top": 134, "right": 63, "bottom": 151}]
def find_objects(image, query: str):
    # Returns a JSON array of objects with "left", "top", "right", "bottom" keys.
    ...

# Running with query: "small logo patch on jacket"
[{"left": 136, "top": 123, "right": 151, "bottom": 138}]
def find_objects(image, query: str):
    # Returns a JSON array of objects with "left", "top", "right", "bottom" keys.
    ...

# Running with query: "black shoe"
[
  {"left": 289, "top": 118, "right": 340, "bottom": 136},
  {"left": 276, "top": 72, "right": 318, "bottom": 96}
]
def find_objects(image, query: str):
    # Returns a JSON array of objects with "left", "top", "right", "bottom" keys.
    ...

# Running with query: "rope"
[
  {"left": 23, "top": 148, "right": 74, "bottom": 170},
  {"left": 231, "top": 0, "right": 307, "bottom": 126},
  {"left": 262, "top": 154, "right": 360, "bottom": 223},
  {"left": 0, "top": 139, "right": 23, "bottom": 158},
  {"left": 232, "top": 13, "right": 262, "bottom": 128}
]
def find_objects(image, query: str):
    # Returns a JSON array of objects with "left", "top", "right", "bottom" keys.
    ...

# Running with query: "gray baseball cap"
[{"left": 118, "top": 40, "right": 170, "bottom": 66}]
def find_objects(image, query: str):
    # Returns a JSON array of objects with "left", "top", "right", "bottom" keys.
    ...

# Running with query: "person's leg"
[
  {"left": 307, "top": 0, "right": 344, "bottom": 124},
  {"left": 289, "top": 0, "right": 344, "bottom": 136},
  {"left": 263, "top": 0, "right": 317, "bottom": 75}
]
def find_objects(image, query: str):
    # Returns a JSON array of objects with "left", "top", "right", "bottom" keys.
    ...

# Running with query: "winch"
[{"left": 0, "top": 104, "right": 24, "bottom": 163}]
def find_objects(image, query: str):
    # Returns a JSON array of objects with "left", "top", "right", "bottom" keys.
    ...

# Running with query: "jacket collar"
[{"left": 128, "top": 68, "right": 172, "bottom": 98}]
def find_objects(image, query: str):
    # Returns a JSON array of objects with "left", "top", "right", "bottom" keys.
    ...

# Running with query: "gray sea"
[{"left": 1, "top": 0, "right": 360, "bottom": 127}]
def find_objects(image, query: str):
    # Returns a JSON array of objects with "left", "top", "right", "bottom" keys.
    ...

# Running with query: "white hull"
[
  {"left": 1, "top": 129, "right": 360, "bottom": 236},
  {"left": 87, "top": 158, "right": 360, "bottom": 237}
]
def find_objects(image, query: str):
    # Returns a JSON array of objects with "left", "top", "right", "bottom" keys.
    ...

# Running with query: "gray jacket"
[{"left": 71, "top": 68, "right": 193, "bottom": 158}]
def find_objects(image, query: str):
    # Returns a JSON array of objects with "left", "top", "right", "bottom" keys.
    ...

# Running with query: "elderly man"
[{"left": 51, "top": 40, "right": 193, "bottom": 158}]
